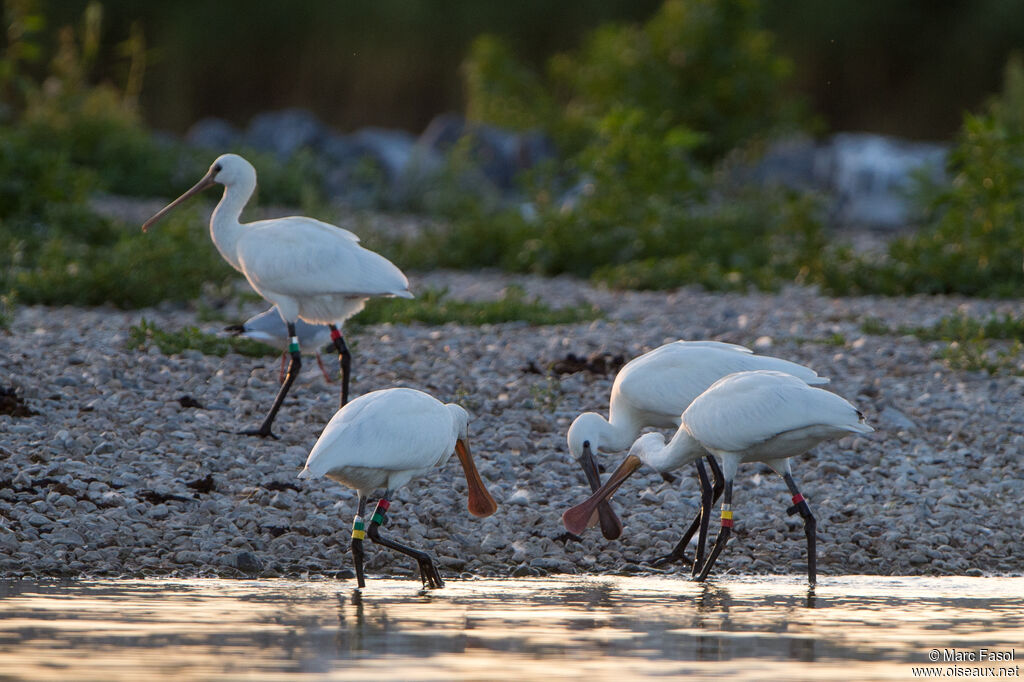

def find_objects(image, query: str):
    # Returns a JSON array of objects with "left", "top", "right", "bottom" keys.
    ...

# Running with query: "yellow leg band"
[
  {"left": 351, "top": 529, "right": 366, "bottom": 540},
  {"left": 721, "top": 510, "right": 733, "bottom": 520}
]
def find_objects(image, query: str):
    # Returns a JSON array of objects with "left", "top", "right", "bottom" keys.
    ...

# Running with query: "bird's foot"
[
  {"left": 238, "top": 426, "right": 279, "bottom": 439},
  {"left": 418, "top": 560, "right": 445, "bottom": 589},
  {"left": 552, "top": 531, "right": 583, "bottom": 544},
  {"left": 646, "top": 552, "right": 691, "bottom": 569}
]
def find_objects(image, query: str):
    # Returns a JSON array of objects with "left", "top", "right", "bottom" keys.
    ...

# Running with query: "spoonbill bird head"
[
  {"left": 141, "top": 153, "right": 256, "bottom": 232},
  {"left": 561, "top": 432, "right": 665, "bottom": 536},
  {"left": 567, "top": 412, "right": 606, "bottom": 466},
  {"left": 447, "top": 403, "right": 498, "bottom": 519}
]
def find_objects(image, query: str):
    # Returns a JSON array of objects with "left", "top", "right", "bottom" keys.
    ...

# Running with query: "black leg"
[
  {"left": 695, "top": 480, "right": 733, "bottom": 582},
  {"left": 647, "top": 455, "right": 722, "bottom": 571},
  {"left": 366, "top": 495, "right": 444, "bottom": 589},
  {"left": 698, "top": 455, "right": 725, "bottom": 573},
  {"left": 648, "top": 459, "right": 708, "bottom": 568},
  {"left": 351, "top": 495, "right": 368, "bottom": 588},
  {"left": 577, "top": 443, "right": 623, "bottom": 540},
  {"left": 241, "top": 322, "right": 300, "bottom": 438},
  {"left": 691, "top": 458, "right": 714, "bottom": 576},
  {"left": 329, "top": 325, "right": 351, "bottom": 408},
  {"left": 784, "top": 472, "right": 817, "bottom": 585}
]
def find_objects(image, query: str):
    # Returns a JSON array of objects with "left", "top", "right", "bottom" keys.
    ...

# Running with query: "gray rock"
[
  {"left": 879, "top": 405, "right": 917, "bottom": 431},
  {"left": 231, "top": 550, "right": 264, "bottom": 574},
  {"left": 185, "top": 118, "right": 242, "bottom": 150},
  {"left": 245, "top": 108, "right": 328, "bottom": 159}
]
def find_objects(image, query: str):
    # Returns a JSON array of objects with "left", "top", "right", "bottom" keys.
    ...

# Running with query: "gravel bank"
[{"left": 1, "top": 270, "right": 1022, "bottom": 581}]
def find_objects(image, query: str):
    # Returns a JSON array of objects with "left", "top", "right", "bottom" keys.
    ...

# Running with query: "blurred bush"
[
  {"left": 397, "top": 0, "right": 823, "bottom": 292},
  {"left": 0, "top": 1, "right": 327, "bottom": 308},
  {"left": 823, "top": 54, "right": 1024, "bottom": 297}
]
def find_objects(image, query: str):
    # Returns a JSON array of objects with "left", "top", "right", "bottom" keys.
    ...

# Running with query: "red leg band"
[
  {"left": 791, "top": 493, "right": 805, "bottom": 505},
  {"left": 330, "top": 328, "right": 342, "bottom": 341},
  {"left": 376, "top": 499, "right": 390, "bottom": 511},
  {"left": 721, "top": 519, "right": 734, "bottom": 528}
]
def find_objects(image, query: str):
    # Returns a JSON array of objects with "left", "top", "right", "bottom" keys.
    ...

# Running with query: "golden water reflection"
[{"left": 0, "top": 576, "right": 1021, "bottom": 680}]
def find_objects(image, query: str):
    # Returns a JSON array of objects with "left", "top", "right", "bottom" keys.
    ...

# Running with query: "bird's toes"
[{"left": 238, "top": 427, "right": 279, "bottom": 440}]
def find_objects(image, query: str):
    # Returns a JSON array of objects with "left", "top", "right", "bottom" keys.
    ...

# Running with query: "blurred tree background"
[
  {"left": 6, "top": 0, "right": 1024, "bottom": 311},
  {"left": 25, "top": 0, "right": 1024, "bottom": 138}
]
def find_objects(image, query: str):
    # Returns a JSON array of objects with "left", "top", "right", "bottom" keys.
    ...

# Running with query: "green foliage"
[
  {"left": 463, "top": 35, "right": 554, "bottom": 132},
  {"left": 128, "top": 318, "right": 279, "bottom": 357},
  {"left": 0, "top": 2, "right": 328, "bottom": 310},
  {"left": 353, "top": 286, "right": 603, "bottom": 327},
  {"left": 464, "top": 0, "right": 805, "bottom": 161},
  {"left": 3, "top": 207, "right": 235, "bottom": 308},
  {"left": 940, "top": 340, "right": 1024, "bottom": 376},
  {"left": 823, "top": 54, "right": 1024, "bottom": 298},
  {"left": 863, "top": 311, "right": 1024, "bottom": 343},
  {"left": 858, "top": 311, "right": 1024, "bottom": 376},
  {"left": 432, "top": 0, "right": 823, "bottom": 293}
]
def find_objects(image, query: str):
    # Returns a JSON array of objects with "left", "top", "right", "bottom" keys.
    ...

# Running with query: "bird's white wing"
[
  {"left": 237, "top": 218, "right": 411, "bottom": 298},
  {"left": 249, "top": 216, "right": 361, "bottom": 242},
  {"left": 615, "top": 342, "right": 826, "bottom": 418},
  {"left": 682, "top": 370, "right": 866, "bottom": 453},
  {"left": 303, "top": 389, "right": 454, "bottom": 477}
]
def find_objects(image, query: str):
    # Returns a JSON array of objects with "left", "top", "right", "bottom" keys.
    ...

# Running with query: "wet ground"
[{"left": 0, "top": 575, "right": 1020, "bottom": 680}]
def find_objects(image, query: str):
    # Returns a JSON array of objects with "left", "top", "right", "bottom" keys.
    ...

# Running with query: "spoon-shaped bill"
[
  {"left": 562, "top": 454, "right": 642, "bottom": 536},
  {"left": 578, "top": 444, "right": 624, "bottom": 540},
  {"left": 456, "top": 438, "right": 498, "bottom": 518},
  {"left": 142, "top": 171, "right": 216, "bottom": 232}
]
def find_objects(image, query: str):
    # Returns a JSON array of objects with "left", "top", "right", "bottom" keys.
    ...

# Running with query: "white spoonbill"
[
  {"left": 567, "top": 340, "right": 827, "bottom": 572},
  {"left": 223, "top": 306, "right": 334, "bottom": 383},
  {"left": 142, "top": 153, "right": 412, "bottom": 437},
  {"left": 298, "top": 387, "right": 498, "bottom": 589},
  {"left": 563, "top": 370, "right": 872, "bottom": 585}
]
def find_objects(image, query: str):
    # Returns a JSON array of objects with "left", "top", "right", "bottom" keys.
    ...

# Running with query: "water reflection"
[{"left": 0, "top": 576, "right": 1021, "bottom": 680}]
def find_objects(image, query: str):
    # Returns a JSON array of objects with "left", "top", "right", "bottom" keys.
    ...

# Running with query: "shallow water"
[{"left": 0, "top": 576, "right": 1020, "bottom": 680}]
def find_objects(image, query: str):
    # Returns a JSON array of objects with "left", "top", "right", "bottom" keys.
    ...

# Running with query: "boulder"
[{"left": 244, "top": 108, "right": 329, "bottom": 159}]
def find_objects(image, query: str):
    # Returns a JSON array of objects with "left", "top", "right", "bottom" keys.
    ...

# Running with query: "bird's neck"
[
  {"left": 601, "top": 411, "right": 644, "bottom": 452},
  {"left": 646, "top": 428, "right": 705, "bottom": 472},
  {"left": 210, "top": 181, "right": 254, "bottom": 271}
]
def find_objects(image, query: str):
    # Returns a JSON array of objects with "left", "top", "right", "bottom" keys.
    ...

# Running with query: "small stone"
[
  {"left": 511, "top": 563, "right": 533, "bottom": 578},
  {"left": 232, "top": 551, "right": 264, "bottom": 574}
]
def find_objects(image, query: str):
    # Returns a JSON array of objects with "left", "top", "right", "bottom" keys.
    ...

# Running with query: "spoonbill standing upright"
[
  {"left": 563, "top": 370, "right": 873, "bottom": 585},
  {"left": 299, "top": 387, "right": 498, "bottom": 589},
  {"left": 142, "top": 154, "right": 412, "bottom": 437},
  {"left": 223, "top": 306, "right": 335, "bottom": 383},
  {"left": 567, "top": 340, "right": 828, "bottom": 573}
]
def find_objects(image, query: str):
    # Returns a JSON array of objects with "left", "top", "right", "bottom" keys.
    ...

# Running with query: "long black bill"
[{"left": 577, "top": 444, "right": 624, "bottom": 540}]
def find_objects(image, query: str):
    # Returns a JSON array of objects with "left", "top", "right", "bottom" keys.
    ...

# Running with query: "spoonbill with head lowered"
[
  {"left": 298, "top": 387, "right": 498, "bottom": 589},
  {"left": 563, "top": 370, "right": 873, "bottom": 585},
  {"left": 142, "top": 153, "right": 412, "bottom": 437},
  {"left": 567, "top": 340, "right": 828, "bottom": 572},
  {"left": 223, "top": 306, "right": 335, "bottom": 383}
]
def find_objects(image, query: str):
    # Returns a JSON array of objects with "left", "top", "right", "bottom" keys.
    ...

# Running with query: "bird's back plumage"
[
  {"left": 681, "top": 370, "right": 872, "bottom": 454},
  {"left": 302, "top": 388, "right": 457, "bottom": 482},
  {"left": 613, "top": 341, "right": 828, "bottom": 422},
  {"left": 239, "top": 219, "right": 409, "bottom": 295}
]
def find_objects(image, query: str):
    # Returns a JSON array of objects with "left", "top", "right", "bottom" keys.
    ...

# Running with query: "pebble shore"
[{"left": 1, "top": 270, "right": 1022, "bottom": 581}]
